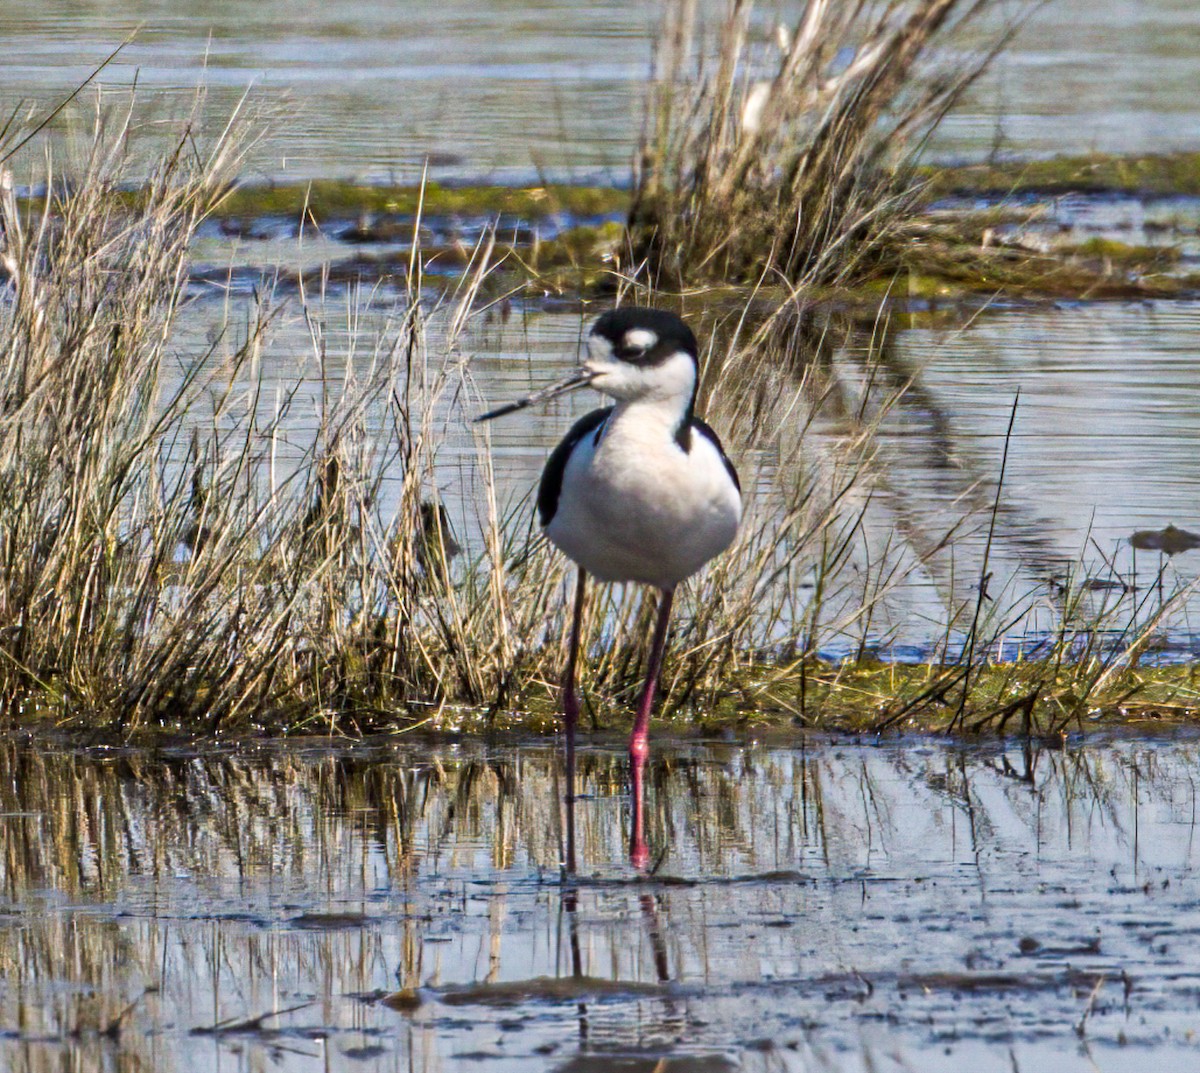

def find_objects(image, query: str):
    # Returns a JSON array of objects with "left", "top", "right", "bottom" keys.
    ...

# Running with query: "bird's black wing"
[
  {"left": 690, "top": 417, "right": 741, "bottom": 494},
  {"left": 537, "top": 406, "right": 614, "bottom": 527}
]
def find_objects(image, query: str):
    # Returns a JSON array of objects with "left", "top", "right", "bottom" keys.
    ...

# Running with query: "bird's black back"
[
  {"left": 690, "top": 417, "right": 741, "bottom": 493},
  {"left": 537, "top": 406, "right": 613, "bottom": 527}
]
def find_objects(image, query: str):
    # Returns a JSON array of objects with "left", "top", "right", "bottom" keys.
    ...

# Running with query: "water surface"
[
  {"left": 4, "top": 735, "right": 1200, "bottom": 1071},
  {"left": 462, "top": 298, "right": 1200, "bottom": 655},
  {"left": 3, "top": 0, "right": 1199, "bottom": 182},
  {"left": 156, "top": 288, "right": 1200, "bottom": 657}
]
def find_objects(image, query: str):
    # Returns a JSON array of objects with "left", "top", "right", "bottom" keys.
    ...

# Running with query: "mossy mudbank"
[
  {"left": 921, "top": 150, "right": 1200, "bottom": 199},
  {"left": 889, "top": 223, "right": 1192, "bottom": 303},
  {"left": 192, "top": 152, "right": 1200, "bottom": 305},
  {"left": 184, "top": 151, "right": 1200, "bottom": 225},
  {"left": 16, "top": 658, "right": 1200, "bottom": 744},
  {"left": 213, "top": 179, "right": 630, "bottom": 223}
]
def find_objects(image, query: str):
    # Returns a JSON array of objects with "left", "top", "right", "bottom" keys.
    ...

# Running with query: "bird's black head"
[
  {"left": 583, "top": 306, "right": 701, "bottom": 438},
  {"left": 588, "top": 307, "right": 699, "bottom": 369},
  {"left": 473, "top": 306, "right": 701, "bottom": 425}
]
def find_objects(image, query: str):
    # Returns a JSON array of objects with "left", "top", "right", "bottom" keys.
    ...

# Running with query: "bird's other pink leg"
[
  {"left": 562, "top": 568, "right": 587, "bottom": 875},
  {"left": 629, "top": 587, "right": 674, "bottom": 871}
]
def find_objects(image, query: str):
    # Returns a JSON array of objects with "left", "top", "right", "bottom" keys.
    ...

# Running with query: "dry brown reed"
[
  {"left": 628, "top": 0, "right": 1015, "bottom": 289},
  {"left": 0, "top": 99, "right": 474, "bottom": 732}
]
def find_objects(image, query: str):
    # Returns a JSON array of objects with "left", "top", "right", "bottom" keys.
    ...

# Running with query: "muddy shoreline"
[{"left": 177, "top": 151, "right": 1200, "bottom": 305}]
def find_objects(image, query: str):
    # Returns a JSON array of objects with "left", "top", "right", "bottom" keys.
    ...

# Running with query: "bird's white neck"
[{"left": 606, "top": 392, "right": 693, "bottom": 444}]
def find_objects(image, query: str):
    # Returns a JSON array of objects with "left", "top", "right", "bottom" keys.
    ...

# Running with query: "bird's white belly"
[{"left": 545, "top": 421, "right": 741, "bottom": 589}]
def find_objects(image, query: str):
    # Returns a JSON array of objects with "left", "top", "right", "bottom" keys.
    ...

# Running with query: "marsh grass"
[
  {"left": 0, "top": 99, "right": 484, "bottom": 732},
  {"left": 686, "top": 303, "right": 1200, "bottom": 733},
  {"left": 623, "top": 0, "right": 1194, "bottom": 304},
  {"left": 0, "top": 96, "right": 939, "bottom": 737},
  {"left": 628, "top": 0, "right": 1015, "bottom": 289},
  {"left": 0, "top": 97, "right": 1196, "bottom": 741}
]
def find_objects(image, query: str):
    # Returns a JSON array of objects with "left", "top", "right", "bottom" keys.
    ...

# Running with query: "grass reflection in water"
[{"left": 2, "top": 736, "right": 1200, "bottom": 1072}]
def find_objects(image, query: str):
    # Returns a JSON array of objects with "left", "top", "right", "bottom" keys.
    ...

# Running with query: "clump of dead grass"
[
  {"left": 0, "top": 99, "right": 491, "bottom": 732},
  {"left": 628, "top": 0, "right": 1013, "bottom": 289},
  {"left": 0, "top": 103, "right": 928, "bottom": 736}
]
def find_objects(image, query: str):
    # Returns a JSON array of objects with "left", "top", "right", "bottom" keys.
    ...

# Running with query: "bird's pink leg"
[
  {"left": 629, "top": 587, "right": 674, "bottom": 871},
  {"left": 562, "top": 568, "right": 587, "bottom": 875}
]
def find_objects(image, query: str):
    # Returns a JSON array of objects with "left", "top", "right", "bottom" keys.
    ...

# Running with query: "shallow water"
[
  {"left": 4, "top": 734, "right": 1200, "bottom": 1071},
  {"left": 3, "top": 0, "right": 1200, "bottom": 182}
]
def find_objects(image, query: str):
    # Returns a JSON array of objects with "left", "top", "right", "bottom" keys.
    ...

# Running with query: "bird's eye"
[{"left": 620, "top": 329, "right": 658, "bottom": 361}]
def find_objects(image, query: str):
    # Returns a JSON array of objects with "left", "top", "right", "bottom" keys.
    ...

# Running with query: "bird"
[{"left": 477, "top": 306, "right": 742, "bottom": 871}]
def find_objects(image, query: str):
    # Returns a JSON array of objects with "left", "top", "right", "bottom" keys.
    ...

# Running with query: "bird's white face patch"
[
  {"left": 587, "top": 333, "right": 616, "bottom": 363},
  {"left": 583, "top": 345, "right": 696, "bottom": 406},
  {"left": 623, "top": 328, "right": 658, "bottom": 354}
]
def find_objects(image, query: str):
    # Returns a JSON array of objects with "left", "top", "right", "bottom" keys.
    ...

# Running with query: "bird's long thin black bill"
[{"left": 474, "top": 369, "right": 594, "bottom": 423}]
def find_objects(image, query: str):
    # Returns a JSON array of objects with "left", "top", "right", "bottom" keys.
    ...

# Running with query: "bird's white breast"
[{"left": 545, "top": 408, "right": 741, "bottom": 589}]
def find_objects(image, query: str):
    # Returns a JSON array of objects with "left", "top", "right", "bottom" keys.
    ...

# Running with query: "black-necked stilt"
[{"left": 477, "top": 306, "right": 742, "bottom": 870}]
